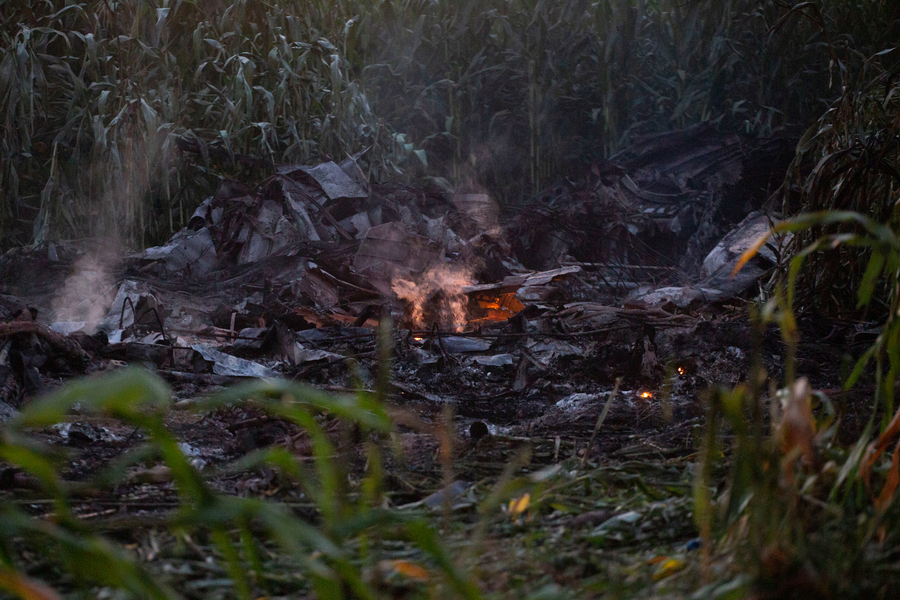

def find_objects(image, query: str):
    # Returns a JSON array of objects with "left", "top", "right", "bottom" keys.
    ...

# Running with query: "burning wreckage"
[{"left": 0, "top": 123, "right": 796, "bottom": 434}]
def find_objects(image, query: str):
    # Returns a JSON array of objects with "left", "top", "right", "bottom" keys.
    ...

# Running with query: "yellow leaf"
[
  {"left": 0, "top": 568, "right": 61, "bottom": 600},
  {"left": 861, "top": 402, "right": 900, "bottom": 509},
  {"left": 384, "top": 560, "right": 430, "bottom": 582},
  {"left": 509, "top": 493, "right": 531, "bottom": 516},
  {"left": 873, "top": 439, "right": 900, "bottom": 512},
  {"left": 652, "top": 558, "right": 686, "bottom": 581},
  {"left": 731, "top": 229, "right": 773, "bottom": 277},
  {"left": 779, "top": 377, "right": 817, "bottom": 484}
]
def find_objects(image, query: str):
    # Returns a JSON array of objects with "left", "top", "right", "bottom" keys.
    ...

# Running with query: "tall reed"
[{"left": 1, "top": 0, "right": 897, "bottom": 248}]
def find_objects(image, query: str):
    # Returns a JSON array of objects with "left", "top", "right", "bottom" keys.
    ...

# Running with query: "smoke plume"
[{"left": 51, "top": 250, "right": 117, "bottom": 333}]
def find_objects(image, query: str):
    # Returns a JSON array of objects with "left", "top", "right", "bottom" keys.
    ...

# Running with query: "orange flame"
[{"left": 392, "top": 264, "right": 472, "bottom": 332}]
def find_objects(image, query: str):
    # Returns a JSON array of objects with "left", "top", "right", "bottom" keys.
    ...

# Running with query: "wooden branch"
[{"left": 0, "top": 321, "right": 90, "bottom": 365}]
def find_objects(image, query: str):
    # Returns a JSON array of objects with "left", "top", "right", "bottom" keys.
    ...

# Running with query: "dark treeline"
[{"left": 1, "top": 0, "right": 897, "bottom": 248}]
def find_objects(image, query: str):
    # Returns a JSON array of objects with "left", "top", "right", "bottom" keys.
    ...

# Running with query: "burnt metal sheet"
[
  {"left": 191, "top": 344, "right": 276, "bottom": 378},
  {"left": 701, "top": 211, "right": 788, "bottom": 277},
  {"left": 294, "top": 161, "right": 368, "bottom": 201},
  {"left": 141, "top": 227, "right": 218, "bottom": 276},
  {"left": 461, "top": 266, "right": 581, "bottom": 295}
]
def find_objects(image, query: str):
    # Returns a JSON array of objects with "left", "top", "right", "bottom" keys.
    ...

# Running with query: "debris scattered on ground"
[
  {"left": 0, "top": 124, "right": 863, "bottom": 599},
  {"left": 0, "top": 124, "right": 809, "bottom": 443}
]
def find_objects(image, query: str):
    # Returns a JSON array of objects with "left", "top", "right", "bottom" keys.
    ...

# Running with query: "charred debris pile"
[{"left": 0, "top": 124, "right": 799, "bottom": 429}]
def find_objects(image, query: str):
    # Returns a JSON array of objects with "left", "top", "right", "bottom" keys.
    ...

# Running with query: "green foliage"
[
  {"left": 698, "top": 20, "right": 900, "bottom": 587},
  {"left": 695, "top": 14, "right": 900, "bottom": 576},
  {"left": 0, "top": 0, "right": 406, "bottom": 249},
  {"left": 322, "top": 0, "right": 898, "bottom": 201},
  {"left": 2, "top": 0, "right": 898, "bottom": 248},
  {"left": 696, "top": 207, "right": 900, "bottom": 594},
  {"left": 0, "top": 366, "right": 485, "bottom": 599},
  {"left": 781, "top": 49, "right": 900, "bottom": 314}
]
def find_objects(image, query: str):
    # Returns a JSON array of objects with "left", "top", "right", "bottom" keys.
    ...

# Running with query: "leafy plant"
[
  {"left": 697, "top": 17, "right": 900, "bottom": 583},
  {"left": 0, "top": 364, "right": 488, "bottom": 599},
  {"left": 694, "top": 202, "right": 900, "bottom": 595},
  {"left": 779, "top": 55, "right": 900, "bottom": 314},
  {"left": 0, "top": 0, "right": 411, "bottom": 249},
  {"left": 3, "top": 0, "right": 898, "bottom": 248}
]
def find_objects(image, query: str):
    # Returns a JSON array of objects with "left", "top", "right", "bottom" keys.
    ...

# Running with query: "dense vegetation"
[{"left": 2, "top": 0, "right": 897, "bottom": 248}]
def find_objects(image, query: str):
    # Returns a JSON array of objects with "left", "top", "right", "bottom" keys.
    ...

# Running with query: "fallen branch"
[{"left": 0, "top": 321, "right": 89, "bottom": 366}]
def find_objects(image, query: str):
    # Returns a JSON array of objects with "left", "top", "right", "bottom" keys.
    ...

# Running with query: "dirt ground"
[{"left": 0, "top": 240, "right": 869, "bottom": 598}]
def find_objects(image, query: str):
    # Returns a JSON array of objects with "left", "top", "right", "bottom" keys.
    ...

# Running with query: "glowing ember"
[
  {"left": 392, "top": 264, "right": 472, "bottom": 332},
  {"left": 677, "top": 367, "right": 685, "bottom": 375},
  {"left": 473, "top": 292, "right": 525, "bottom": 323},
  {"left": 413, "top": 336, "right": 424, "bottom": 342},
  {"left": 460, "top": 289, "right": 526, "bottom": 328},
  {"left": 640, "top": 391, "right": 653, "bottom": 399}
]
